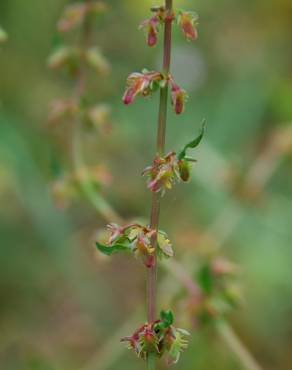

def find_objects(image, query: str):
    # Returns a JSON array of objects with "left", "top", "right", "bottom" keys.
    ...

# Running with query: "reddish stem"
[{"left": 147, "top": 2, "right": 173, "bottom": 368}]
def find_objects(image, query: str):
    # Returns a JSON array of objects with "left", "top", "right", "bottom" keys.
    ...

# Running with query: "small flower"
[
  {"left": 139, "top": 16, "right": 160, "bottom": 47},
  {"left": 177, "top": 11, "right": 199, "bottom": 41},
  {"left": 170, "top": 79, "right": 188, "bottom": 115},
  {"left": 134, "top": 229, "right": 156, "bottom": 268},
  {"left": 121, "top": 324, "right": 147, "bottom": 357},
  {"left": 123, "top": 71, "right": 163, "bottom": 105}
]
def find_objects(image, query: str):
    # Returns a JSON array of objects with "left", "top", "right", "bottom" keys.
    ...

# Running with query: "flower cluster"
[
  {"left": 123, "top": 71, "right": 188, "bottom": 115},
  {"left": 96, "top": 223, "right": 174, "bottom": 267},
  {"left": 121, "top": 310, "right": 189, "bottom": 364},
  {"left": 143, "top": 152, "right": 181, "bottom": 193},
  {"left": 139, "top": 7, "right": 199, "bottom": 47},
  {"left": 48, "top": 45, "right": 110, "bottom": 76},
  {"left": 123, "top": 70, "right": 164, "bottom": 105},
  {"left": 48, "top": 98, "right": 112, "bottom": 134},
  {"left": 143, "top": 121, "right": 205, "bottom": 193},
  {"left": 139, "top": 6, "right": 168, "bottom": 47}
]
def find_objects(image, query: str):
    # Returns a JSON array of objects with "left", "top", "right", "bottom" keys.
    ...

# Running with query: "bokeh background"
[{"left": 1, "top": 0, "right": 292, "bottom": 369}]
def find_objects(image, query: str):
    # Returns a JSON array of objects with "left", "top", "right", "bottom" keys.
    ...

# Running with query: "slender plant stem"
[{"left": 147, "top": 1, "right": 173, "bottom": 369}]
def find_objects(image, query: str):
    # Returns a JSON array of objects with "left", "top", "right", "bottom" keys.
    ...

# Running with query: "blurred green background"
[{"left": 1, "top": 0, "right": 292, "bottom": 369}]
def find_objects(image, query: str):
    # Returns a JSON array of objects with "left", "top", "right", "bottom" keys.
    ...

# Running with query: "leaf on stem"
[
  {"left": 95, "top": 241, "right": 132, "bottom": 256},
  {"left": 177, "top": 119, "right": 206, "bottom": 160}
]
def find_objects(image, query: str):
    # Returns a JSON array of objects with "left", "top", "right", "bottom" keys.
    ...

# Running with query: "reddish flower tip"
[{"left": 122, "top": 89, "right": 135, "bottom": 105}]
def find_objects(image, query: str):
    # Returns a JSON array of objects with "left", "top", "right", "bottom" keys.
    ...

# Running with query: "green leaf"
[
  {"left": 160, "top": 310, "right": 174, "bottom": 328},
  {"left": 95, "top": 241, "right": 132, "bottom": 256},
  {"left": 197, "top": 264, "right": 214, "bottom": 294},
  {"left": 177, "top": 119, "right": 206, "bottom": 160}
]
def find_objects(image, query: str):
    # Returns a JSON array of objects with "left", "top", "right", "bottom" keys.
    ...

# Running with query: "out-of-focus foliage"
[{"left": 0, "top": 0, "right": 292, "bottom": 370}]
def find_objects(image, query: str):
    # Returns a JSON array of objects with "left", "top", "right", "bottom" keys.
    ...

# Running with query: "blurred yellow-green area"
[{"left": 1, "top": 0, "right": 292, "bottom": 369}]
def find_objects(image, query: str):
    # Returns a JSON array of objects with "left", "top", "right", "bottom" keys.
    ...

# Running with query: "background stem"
[
  {"left": 71, "top": 0, "right": 122, "bottom": 225},
  {"left": 215, "top": 320, "right": 263, "bottom": 370},
  {"left": 147, "top": 1, "right": 173, "bottom": 369}
]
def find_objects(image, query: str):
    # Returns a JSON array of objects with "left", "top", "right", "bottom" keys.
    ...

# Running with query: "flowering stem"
[{"left": 147, "top": 1, "right": 173, "bottom": 369}]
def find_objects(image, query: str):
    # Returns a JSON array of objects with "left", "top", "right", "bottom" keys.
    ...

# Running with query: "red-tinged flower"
[
  {"left": 121, "top": 322, "right": 159, "bottom": 359},
  {"left": 121, "top": 324, "right": 147, "bottom": 356},
  {"left": 121, "top": 311, "right": 189, "bottom": 363},
  {"left": 139, "top": 16, "right": 160, "bottom": 47},
  {"left": 123, "top": 71, "right": 163, "bottom": 105},
  {"left": 177, "top": 11, "right": 199, "bottom": 41},
  {"left": 170, "top": 80, "right": 188, "bottom": 115}
]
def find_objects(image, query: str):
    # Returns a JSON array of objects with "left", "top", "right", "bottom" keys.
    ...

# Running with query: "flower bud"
[
  {"left": 139, "top": 16, "right": 160, "bottom": 47},
  {"left": 170, "top": 80, "right": 188, "bottom": 115},
  {"left": 177, "top": 11, "right": 199, "bottom": 41},
  {"left": 178, "top": 160, "right": 191, "bottom": 182}
]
